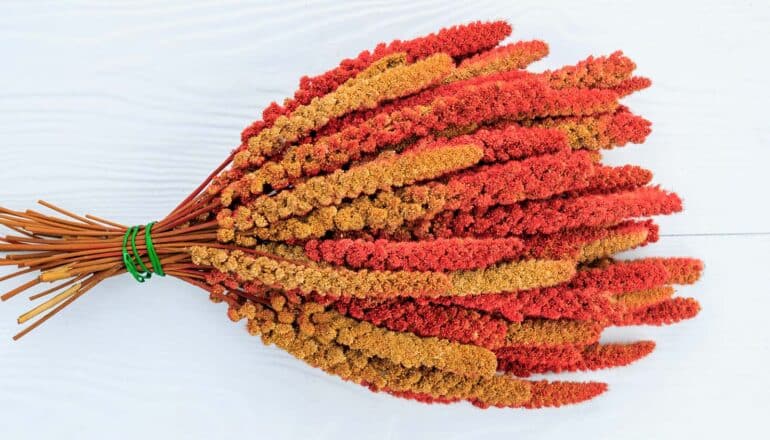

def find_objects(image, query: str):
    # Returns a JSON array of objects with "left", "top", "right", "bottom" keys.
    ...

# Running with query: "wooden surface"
[{"left": 1, "top": 1, "right": 768, "bottom": 438}]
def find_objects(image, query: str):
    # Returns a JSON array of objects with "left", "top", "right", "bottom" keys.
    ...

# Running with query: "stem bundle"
[{"left": 1, "top": 20, "right": 701, "bottom": 409}]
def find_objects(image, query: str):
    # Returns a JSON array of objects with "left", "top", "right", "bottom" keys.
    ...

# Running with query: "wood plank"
[{"left": 0, "top": 1, "right": 768, "bottom": 438}]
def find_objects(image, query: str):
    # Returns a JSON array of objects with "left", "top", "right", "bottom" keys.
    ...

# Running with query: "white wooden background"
[{"left": 1, "top": 1, "right": 768, "bottom": 438}]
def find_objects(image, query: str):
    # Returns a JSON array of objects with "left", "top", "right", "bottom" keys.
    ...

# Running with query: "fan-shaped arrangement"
[{"left": 0, "top": 20, "right": 702, "bottom": 408}]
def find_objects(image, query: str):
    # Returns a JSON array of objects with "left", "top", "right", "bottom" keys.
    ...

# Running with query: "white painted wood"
[{"left": 0, "top": 1, "right": 768, "bottom": 438}]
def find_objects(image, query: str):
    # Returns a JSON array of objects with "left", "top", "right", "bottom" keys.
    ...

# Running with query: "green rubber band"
[
  {"left": 121, "top": 222, "right": 165, "bottom": 283},
  {"left": 130, "top": 226, "right": 152, "bottom": 278},
  {"left": 122, "top": 227, "right": 146, "bottom": 283},
  {"left": 144, "top": 221, "right": 165, "bottom": 277}
]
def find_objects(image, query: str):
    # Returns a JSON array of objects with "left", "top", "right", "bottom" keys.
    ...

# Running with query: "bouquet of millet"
[{"left": 0, "top": 20, "right": 702, "bottom": 409}]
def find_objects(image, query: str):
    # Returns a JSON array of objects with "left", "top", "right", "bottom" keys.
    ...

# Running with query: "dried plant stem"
[{"left": 0, "top": 200, "right": 228, "bottom": 339}]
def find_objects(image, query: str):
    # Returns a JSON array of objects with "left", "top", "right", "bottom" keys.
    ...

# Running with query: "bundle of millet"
[{"left": 0, "top": 20, "right": 701, "bottom": 409}]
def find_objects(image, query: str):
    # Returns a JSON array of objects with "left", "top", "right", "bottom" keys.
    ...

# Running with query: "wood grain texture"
[{"left": 0, "top": 1, "right": 768, "bottom": 439}]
